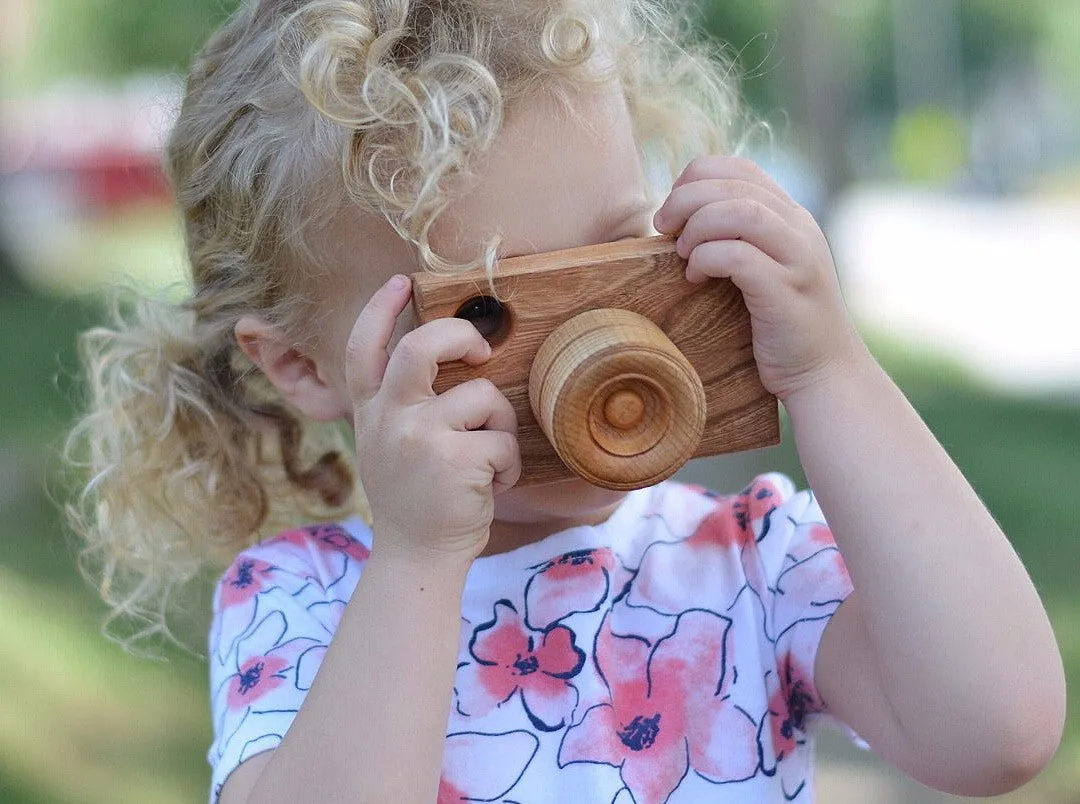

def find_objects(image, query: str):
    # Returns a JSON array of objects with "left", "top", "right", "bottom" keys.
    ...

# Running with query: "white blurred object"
[
  {"left": 749, "top": 145, "right": 827, "bottom": 221},
  {"left": 830, "top": 187, "right": 1080, "bottom": 393}
]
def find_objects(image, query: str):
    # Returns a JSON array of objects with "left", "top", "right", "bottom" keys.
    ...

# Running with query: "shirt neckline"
[
  {"left": 339, "top": 485, "right": 657, "bottom": 585},
  {"left": 463, "top": 485, "right": 654, "bottom": 586}
]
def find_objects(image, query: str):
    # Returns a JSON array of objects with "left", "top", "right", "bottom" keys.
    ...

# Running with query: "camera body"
[{"left": 411, "top": 235, "right": 779, "bottom": 489}]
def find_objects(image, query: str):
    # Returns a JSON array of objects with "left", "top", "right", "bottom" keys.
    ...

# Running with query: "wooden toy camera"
[{"left": 411, "top": 235, "right": 779, "bottom": 490}]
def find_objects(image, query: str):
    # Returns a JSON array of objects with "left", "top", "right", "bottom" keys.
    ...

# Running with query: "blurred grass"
[
  {"left": 0, "top": 288, "right": 212, "bottom": 803},
  {"left": 0, "top": 285, "right": 1077, "bottom": 802},
  {"left": 5, "top": 205, "right": 189, "bottom": 300}
]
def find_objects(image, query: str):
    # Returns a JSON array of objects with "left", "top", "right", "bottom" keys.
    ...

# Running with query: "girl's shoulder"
[
  {"left": 658, "top": 471, "right": 800, "bottom": 506},
  {"left": 213, "top": 517, "right": 373, "bottom": 609},
  {"left": 259, "top": 518, "right": 373, "bottom": 564},
  {"left": 576, "top": 473, "right": 819, "bottom": 580},
  {"left": 634, "top": 473, "right": 839, "bottom": 587},
  {"left": 639, "top": 472, "right": 805, "bottom": 535}
]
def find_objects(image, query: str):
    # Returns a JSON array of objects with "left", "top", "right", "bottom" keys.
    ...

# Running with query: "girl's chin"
[
  {"left": 483, "top": 478, "right": 628, "bottom": 556},
  {"left": 494, "top": 477, "right": 628, "bottom": 524}
]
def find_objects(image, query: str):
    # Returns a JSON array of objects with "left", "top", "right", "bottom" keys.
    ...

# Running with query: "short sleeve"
[
  {"left": 206, "top": 523, "right": 369, "bottom": 802},
  {"left": 737, "top": 473, "right": 854, "bottom": 732}
]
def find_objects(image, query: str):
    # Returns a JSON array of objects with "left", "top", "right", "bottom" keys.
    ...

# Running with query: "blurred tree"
[
  {"left": 701, "top": 1, "right": 852, "bottom": 194},
  {"left": 21, "top": 0, "right": 1062, "bottom": 108},
  {"left": 21, "top": 0, "right": 241, "bottom": 83},
  {"left": 0, "top": 238, "right": 25, "bottom": 292},
  {"left": 701, "top": 0, "right": 1065, "bottom": 190},
  {"left": 11, "top": 0, "right": 1071, "bottom": 191},
  {"left": 697, "top": 0, "right": 780, "bottom": 114},
  {"left": 959, "top": 0, "right": 1041, "bottom": 88},
  {"left": 890, "top": 106, "right": 968, "bottom": 183}
]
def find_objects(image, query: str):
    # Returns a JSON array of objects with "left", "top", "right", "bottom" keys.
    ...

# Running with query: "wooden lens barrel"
[{"left": 528, "top": 308, "right": 707, "bottom": 490}]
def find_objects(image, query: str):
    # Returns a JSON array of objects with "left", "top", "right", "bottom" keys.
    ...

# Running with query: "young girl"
[{"left": 67, "top": 1, "right": 1065, "bottom": 802}]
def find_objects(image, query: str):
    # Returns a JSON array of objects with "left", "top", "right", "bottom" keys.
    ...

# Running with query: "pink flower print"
[
  {"left": 278, "top": 523, "right": 370, "bottom": 563},
  {"left": 310, "top": 523, "right": 371, "bottom": 562},
  {"left": 211, "top": 556, "right": 280, "bottom": 665},
  {"left": 771, "top": 526, "right": 850, "bottom": 641},
  {"left": 775, "top": 521, "right": 843, "bottom": 578},
  {"left": 212, "top": 609, "right": 323, "bottom": 762},
  {"left": 437, "top": 730, "right": 539, "bottom": 804},
  {"left": 628, "top": 492, "right": 763, "bottom": 616},
  {"left": 559, "top": 609, "right": 758, "bottom": 804},
  {"left": 226, "top": 654, "right": 289, "bottom": 710},
  {"left": 456, "top": 600, "right": 585, "bottom": 731},
  {"left": 272, "top": 523, "right": 371, "bottom": 597},
  {"left": 731, "top": 477, "right": 783, "bottom": 537},
  {"left": 759, "top": 618, "right": 832, "bottom": 786},
  {"left": 763, "top": 655, "right": 816, "bottom": 765},
  {"left": 525, "top": 548, "right": 625, "bottom": 631},
  {"left": 219, "top": 557, "right": 276, "bottom": 609}
]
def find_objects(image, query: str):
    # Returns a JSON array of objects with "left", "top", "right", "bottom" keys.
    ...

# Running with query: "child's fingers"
[
  {"left": 434, "top": 378, "right": 518, "bottom": 437},
  {"left": 653, "top": 178, "right": 794, "bottom": 236},
  {"left": 380, "top": 318, "right": 492, "bottom": 405},
  {"left": 464, "top": 429, "right": 522, "bottom": 493},
  {"left": 672, "top": 155, "right": 795, "bottom": 202},
  {"left": 345, "top": 274, "right": 413, "bottom": 402},
  {"left": 676, "top": 199, "right": 800, "bottom": 266},
  {"left": 684, "top": 239, "right": 778, "bottom": 300}
]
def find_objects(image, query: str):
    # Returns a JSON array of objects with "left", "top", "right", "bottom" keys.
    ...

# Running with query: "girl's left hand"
[{"left": 653, "top": 155, "right": 865, "bottom": 402}]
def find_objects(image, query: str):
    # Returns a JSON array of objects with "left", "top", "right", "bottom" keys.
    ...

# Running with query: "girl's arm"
[
  {"left": 221, "top": 276, "right": 520, "bottom": 804},
  {"left": 654, "top": 156, "right": 1065, "bottom": 796},
  {"left": 222, "top": 546, "right": 472, "bottom": 804},
  {"left": 792, "top": 346, "right": 1065, "bottom": 795}
]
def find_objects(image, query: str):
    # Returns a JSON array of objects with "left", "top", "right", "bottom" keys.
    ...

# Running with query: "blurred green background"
[{"left": 1, "top": 0, "right": 1078, "bottom": 802}]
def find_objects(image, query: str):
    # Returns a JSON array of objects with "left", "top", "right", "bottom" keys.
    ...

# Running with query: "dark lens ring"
[{"left": 454, "top": 295, "right": 509, "bottom": 343}]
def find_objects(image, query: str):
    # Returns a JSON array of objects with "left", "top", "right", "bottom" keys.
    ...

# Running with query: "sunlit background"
[{"left": 1, "top": 1, "right": 1078, "bottom": 802}]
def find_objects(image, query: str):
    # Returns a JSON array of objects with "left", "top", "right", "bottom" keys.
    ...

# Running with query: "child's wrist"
[
  {"left": 368, "top": 527, "right": 482, "bottom": 580},
  {"left": 778, "top": 340, "right": 878, "bottom": 414}
]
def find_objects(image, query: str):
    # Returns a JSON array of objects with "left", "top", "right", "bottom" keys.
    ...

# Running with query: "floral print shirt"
[{"left": 208, "top": 473, "right": 854, "bottom": 803}]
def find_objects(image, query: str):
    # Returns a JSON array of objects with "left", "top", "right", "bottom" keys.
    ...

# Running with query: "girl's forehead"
[
  {"left": 317, "top": 83, "right": 654, "bottom": 335},
  {"left": 431, "top": 86, "right": 653, "bottom": 262}
]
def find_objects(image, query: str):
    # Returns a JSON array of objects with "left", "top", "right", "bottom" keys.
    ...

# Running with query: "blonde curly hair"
[{"left": 65, "top": 0, "right": 746, "bottom": 646}]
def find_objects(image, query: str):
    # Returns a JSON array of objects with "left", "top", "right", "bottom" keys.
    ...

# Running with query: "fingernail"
[{"left": 388, "top": 274, "right": 408, "bottom": 290}]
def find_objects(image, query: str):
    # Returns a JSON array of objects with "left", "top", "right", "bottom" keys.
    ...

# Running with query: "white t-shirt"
[{"left": 207, "top": 474, "right": 854, "bottom": 803}]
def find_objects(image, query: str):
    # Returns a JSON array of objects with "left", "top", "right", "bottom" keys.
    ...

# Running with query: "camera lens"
[{"left": 454, "top": 295, "right": 509, "bottom": 344}]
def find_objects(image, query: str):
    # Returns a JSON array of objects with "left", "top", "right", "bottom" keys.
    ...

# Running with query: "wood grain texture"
[
  {"left": 411, "top": 235, "right": 780, "bottom": 487},
  {"left": 529, "top": 308, "right": 707, "bottom": 490}
]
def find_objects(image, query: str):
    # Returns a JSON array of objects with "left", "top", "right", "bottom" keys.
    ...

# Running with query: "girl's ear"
[{"left": 234, "top": 316, "right": 350, "bottom": 422}]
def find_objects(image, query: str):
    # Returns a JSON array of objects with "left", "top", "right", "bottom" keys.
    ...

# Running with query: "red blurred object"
[
  {"left": 59, "top": 146, "right": 170, "bottom": 208},
  {"left": 1, "top": 80, "right": 179, "bottom": 213}
]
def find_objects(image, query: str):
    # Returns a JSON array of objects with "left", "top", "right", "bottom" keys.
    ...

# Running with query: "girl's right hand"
[{"left": 345, "top": 274, "right": 520, "bottom": 563}]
